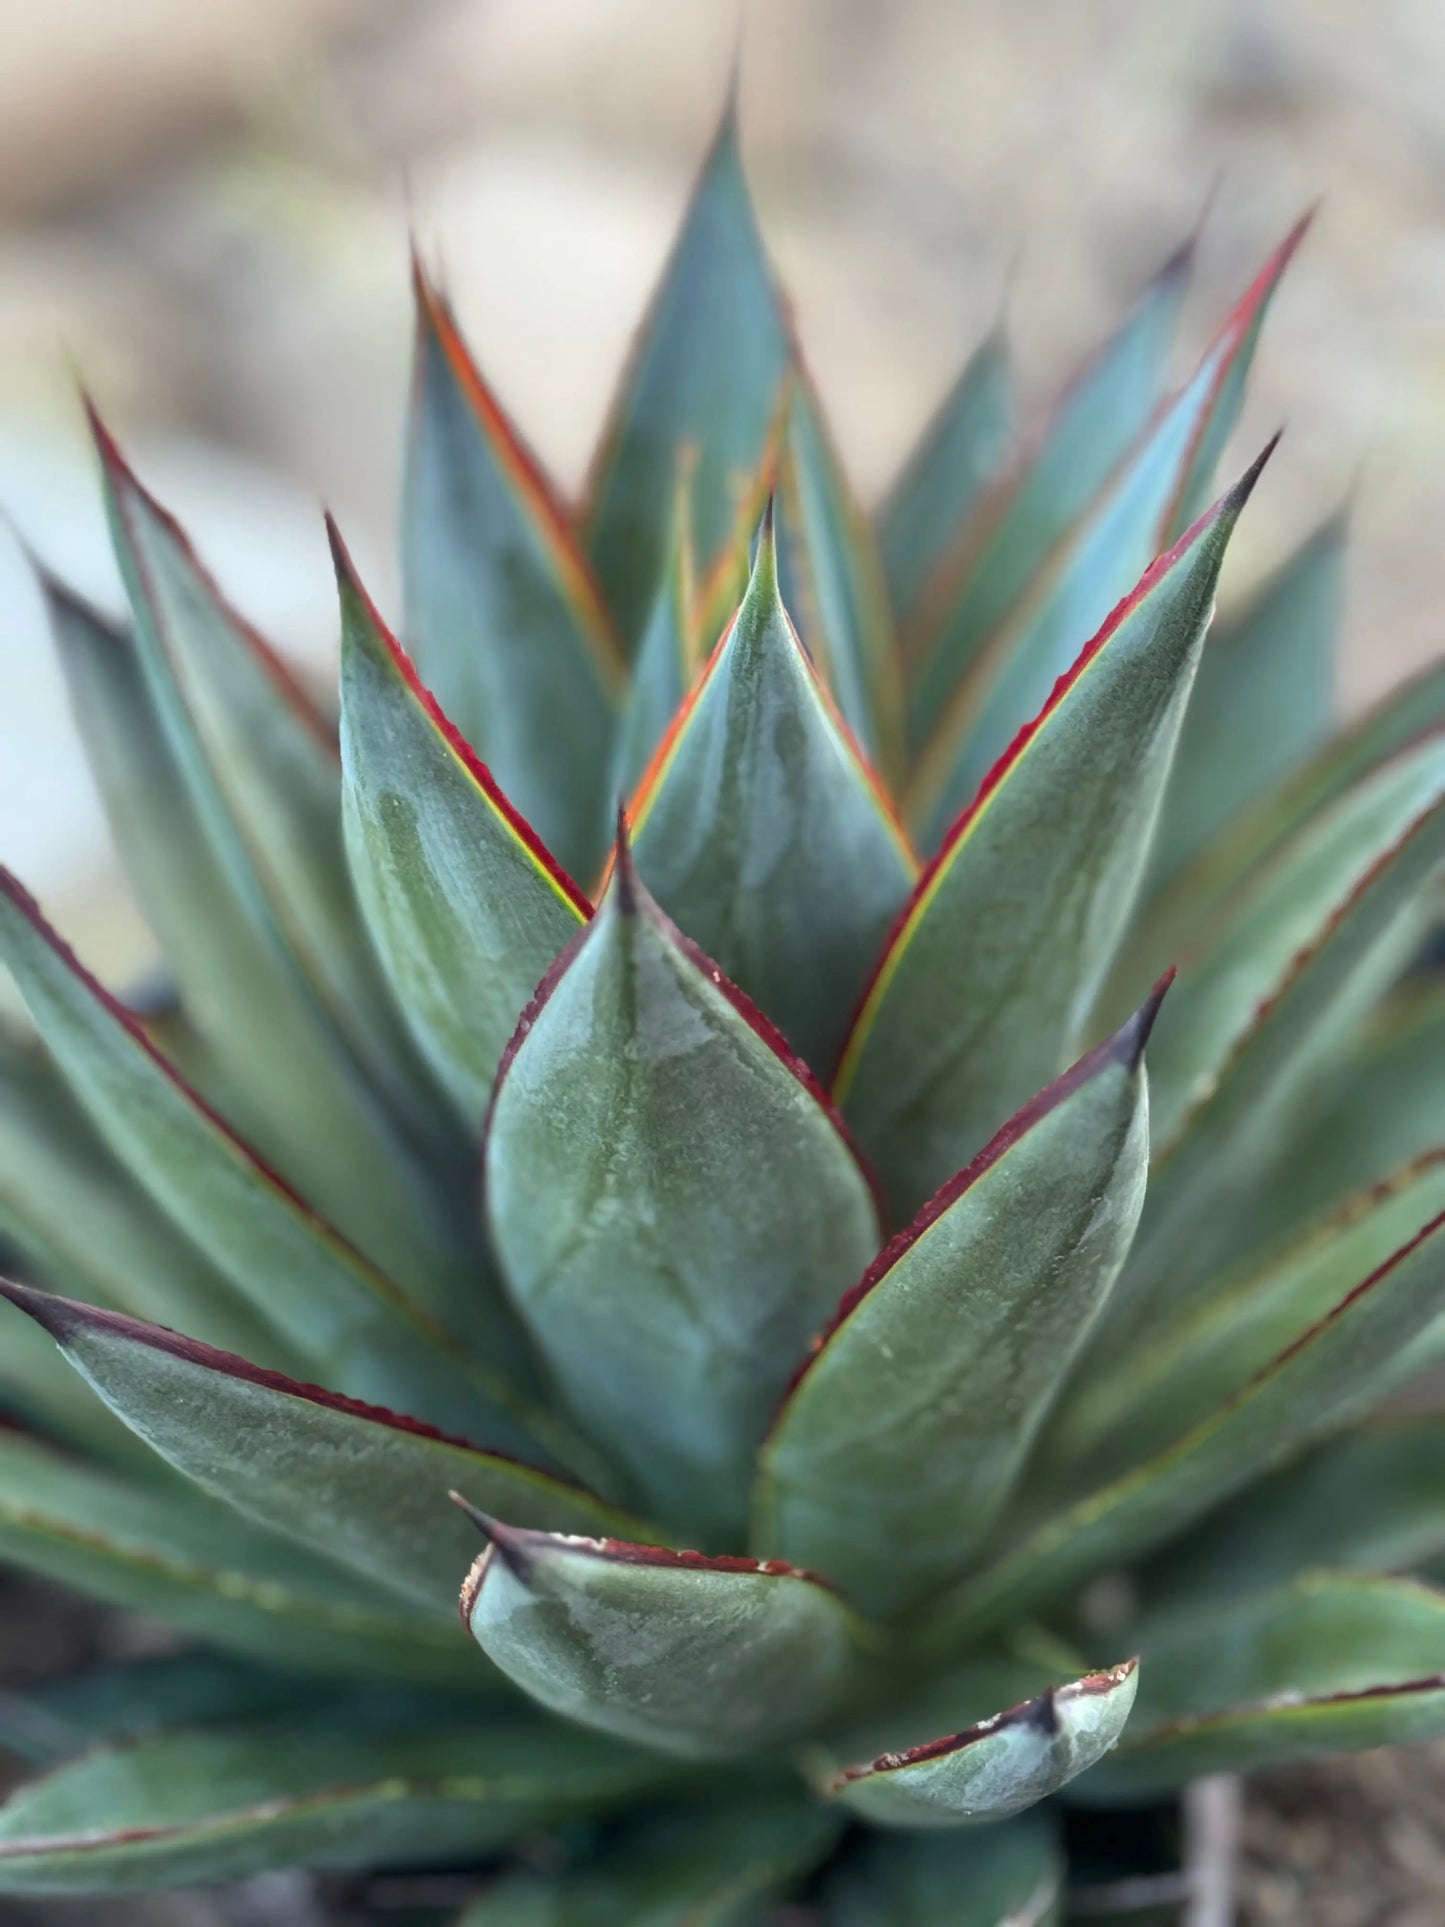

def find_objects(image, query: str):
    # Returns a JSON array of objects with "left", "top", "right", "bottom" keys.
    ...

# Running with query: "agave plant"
[{"left": 0, "top": 92, "right": 1442, "bottom": 1922}]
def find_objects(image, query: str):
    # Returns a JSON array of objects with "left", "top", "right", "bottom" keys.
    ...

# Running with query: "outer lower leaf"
[
  {"left": 1080, "top": 1573, "right": 1445, "bottom": 1801},
  {"left": 1136, "top": 1419, "right": 1445, "bottom": 1625},
  {"left": 335, "top": 523, "right": 588, "bottom": 1127},
  {"left": 40, "top": 563, "right": 481, "bottom": 1317},
  {"left": 0, "top": 1712, "right": 658, "bottom": 1894},
  {"left": 825, "top": 1817, "right": 1061, "bottom": 1926},
  {"left": 1043, "top": 1154, "right": 1445, "bottom": 1490},
  {"left": 824, "top": 1661, "right": 1138, "bottom": 1828},
  {"left": 583, "top": 93, "right": 790, "bottom": 647},
  {"left": 905, "top": 243, "right": 1191, "bottom": 747},
  {"left": 0, "top": 876, "right": 532, "bottom": 1446},
  {"left": 912, "top": 224, "right": 1303, "bottom": 839},
  {"left": 461, "top": 1796, "right": 842, "bottom": 1926},
  {"left": 1144, "top": 736, "right": 1445, "bottom": 1143},
  {"left": 459, "top": 1519, "right": 868, "bottom": 1758},
  {"left": 835, "top": 456, "right": 1264, "bottom": 1221},
  {"left": 630, "top": 510, "right": 916, "bottom": 1076},
  {"left": 484, "top": 837, "right": 880, "bottom": 1539},
  {"left": 755, "top": 992, "right": 1159, "bottom": 1616},
  {"left": 1148, "top": 515, "right": 1345, "bottom": 887},
  {"left": 610, "top": 470, "right": 702, "bottom": 803},
  {"left": 91, "top": 416, "right": 430, "bottom": 1129},
  {"left": 0, "top": 1282, "right": 651, "bottom": 1616},
  {"left": 402, "top": 265, "right": 623, "bottom": 880},
  {"left": 0, "top": 1429, "right": 474, "bottom": 1688},
  {"left": 919, "top": 1210, "right": 1445, "bottom": 1650},
  {"left": 879, "top": 327, "right": 1013, "bottom": 625},
  {"left": 776, "top": 373, "right": 906, "bottom": 775}
]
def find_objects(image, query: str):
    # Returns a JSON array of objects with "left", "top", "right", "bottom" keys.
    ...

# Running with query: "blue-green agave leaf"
[
  {"left": 0, "top": 1711, "right": 658, "bottom": 1894},
  {"left": 824, "top": 1815, "right": 1062, "bottom": 1925},
  {"left": 879, "top": 326, "right": 1013, "bottom": 626},
  {"left": 755, "top": 988, "right": 1161, "bottom": 1616},
  {"left": 335, "top": 521, "right": 589, "bottom": 1128},
  {"left": 0, "top": 1297, "right": 155, "bottom": 1474},
  {"left": 824, "top": 1660, "right": 1138, "bottom": 1828},
  {"left": 483, "top": 830, "right": 880, "bottom": 1539},
  {"left": 1080, "top": 1573, "right": 1445, "bottom": 1801},
  {"left": 912, "top": 223, "right": 1305, "bottom": 840},
  {"left": 835, "top": 455, "right": 1266, "bottom": 1221},
  {"left": 402, "top": 263, "right": 623, "bottom": 881},
  {"left": 582, "top": 92, "right": 790, "bottom": 646},
  {"left": 904, "top": 241, "right": 1192, "bottom": 747},
  {"left": 458, "top": 1513, "right": 870, "bottom": 1758},
  {"left": 609, "top": 467, "right": 703, "bottom": 803},
  {"left": 0, "top": 1281, "right": 651, "bottom": 1617},
  {"left": 629, "top": 507, "right": 917, "bottom": 1076}
]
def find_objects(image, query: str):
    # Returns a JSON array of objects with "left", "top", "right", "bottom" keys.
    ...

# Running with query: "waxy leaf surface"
[
  {"left": 336, "top": 526, "right": 588, "bottom": 1126},
  {"left": 631, "top": 515, "right": 915, "bottom": 1076},
  {"left": 756, "top": 996, "right": 1157, "bottom": 1615},
  {"left": 461, "top": 1521, "right": 866, "bottom": 1758},
  {"left": 402, "top": 268, "right": 621, "bottom": 880},
  {"left": 825, "top": 1817, "right": 1061, "bottom": 1926},
  {"left": 485, "top": 846, "right": 879, "bottom": 1538},
  {"left": 610, "top": 473, "right": 702, "bottom": 802},
  {"left": 837, "top": 460, "right": 1261, "bottom": 1220}
]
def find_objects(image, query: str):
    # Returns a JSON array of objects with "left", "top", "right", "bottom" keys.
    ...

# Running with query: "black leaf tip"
[
  {"left": 448, "top": 1492, "right": 534, "bottom": 1577},
  {"left": 609, "top": 805, "right": 646, "bottom": 919},
  {"left": 1115, "top": 967, "right": 1175, "bottom": 1071},
  {"left": 0, "top": 1276, "right": 78, "bottom": 1343}
]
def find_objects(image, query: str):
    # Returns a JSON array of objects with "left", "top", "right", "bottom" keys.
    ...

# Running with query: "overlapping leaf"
[
  {"left": 459, "top": 1516, "right": 869, "bottom": 1758},
  {"left": 402, "top": 264, "right": 623, "bottom": 880},
  {"left": 755, "top": 991, "right": 1159, "bottom": 1616},
  {"left": 630, "top": 510, "right": 916, "bottom": 1074},
  {"left": 610, "top": 469, "right": 703, "bottom": 802},
  {"left": 836, "top": 456, "right": 1264, "bottom": 1220},
  {"left": 824, "top": 1816, "right": 1061, "bottom": 1925},
  {"left": 484, "top": 834, "right": 879, "bottom": 1538}
]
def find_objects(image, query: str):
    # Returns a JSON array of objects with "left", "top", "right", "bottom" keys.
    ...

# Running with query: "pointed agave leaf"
[
  {"left": 0, "top": 875, "right": 536, "bottom": 1447},
  {"left": 904, "top": 242, "right": 1192, "bottom": 747},
  {"left": 0, "top": 1711, "right": 659, "bottom": 1894},
  {"left": 913, "top": 224, "right": 1304, "bottom": 838},
  {"left": 824, "top": 1816, "right": 1062, "bottom": 1926},
  {"left": 835, "top": 458, "right": 1264, "bottom": 1222},
  {"left": 1144, "top": 735, "right": 1445, "bottom": 1144},
  {"left": 335, "top": 524, "right": 589, "bottom": 1127},
  {"left": 0, "top": 1297, "right": 157, "bottom": 1475},
  {"left": 630, "top": 512, "right": 917, "bottom": 1075},
  {"left": 1081, "top": 1574, "right": 1445, "bottom": 1801},
  {"left": 1042, "top": 1153, "right": 1445, "bottom": 1492},
  {"left": 610, "top": 468, "right": 702, "bottom": 802},
  {"left": 458, "top": 1517, "right": 868, "bottom": 1758},
  {"left": 1148, "top": 515, "right": 1345, "bottom": 888},
  {"left": 0, "top": 1429, "right": 475, "bottom": 1688},
  {"left": 755, "top": 992, "right": 1160, "bottom": 1616},
  {"left": 461, "top": 1796, "right": 843, "bottom": 1926},
  {"left": 402, "top": 265, "right": 623, "bottom": 880},
  {"left": 0, "top": 1282, "right": 652, "bottom": 1617},
  {"left": 879, "top": 327, "right": 1013, "bottom": 625},
  {"left": 583, "top": 94, "right": 792, "bottom": 646},
  {"left": 824, "top": 1661, "right": 1138, "bottom": 1828},
  {"left": 919, "top": 1210, "right": 1445, "bottom": 1651},
  {"left": 484, "top": 835, "right": 880, "bottom": 1539},
  {"left": 1137, "top": 1419, "right": 1445, "bottom": 1626},
  {"left": 775, "top": 373, "right": 906, "bottom": 775}
]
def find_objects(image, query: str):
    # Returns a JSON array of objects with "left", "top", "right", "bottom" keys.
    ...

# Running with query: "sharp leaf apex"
[
  {"left": 449, "top": 1493, "right": 534, "bottom": 1575},
  {"left": 610, "top": 807, "right": 643, "bottom": 918},
  {"left": 1118, "top": 968, "right": 1176, "bottom": 1070},
  {"left": 0, "top": 1276, "right": 79, "bottom": 1341}
]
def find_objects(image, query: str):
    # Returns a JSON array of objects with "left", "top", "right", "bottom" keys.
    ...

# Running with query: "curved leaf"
[
  {"left": 880, "top": 326, "right": 1013, "bottom": 625},
  {"left": 402, "top": 264, "right": 622, "bottom": 880},
  {"left": 458, "top": 1515, "right": 869, "bottom": 1758},
  {"left": 755, "top": 990, "right": 1160, "bottom": 1616},
  {"left": 0, "top": 875, "right": 534, "bottom": 1446},
  {"left": 824, "top": 1816, "right": 1061, "bottom": 1926},
  {"left": 920, "top": 1209, "right": 1445, "bottom": 1651},
  {"left": 825, "top": 1661, "right": 1137, "bottom": 1828},
  {"left": 335, "top": 521, "right": 588, "bottom": 1127},
  {"left": 0, "top": 1281, "right": 651, "bottom": 1616},
  {"left": 582, "top": 92, "right": 791, "bottom": 646},
  {"left": 835, "top": 455, "right": 1265, "bottom": 1221},
  {"left": 630, "top": 508, "right": 916, "bottom": 1075},
  {"left": 484, "top": 833, "right": 880, "bottom": 1539},
  {"left": 0, "top": 1429, "right": 475, "bottom": 1688},
  {"left": 913, "top": 223, "right": 1304, "bottom": 839},
  {"left": 905, "top": 242, "right": 1192, "bottom": 746},
  {"left": 0, "top": 1711, "right": 657, "bottom": 1893},
  {"left": 1081, "top": 1573, "right": 1445, "bottom": 1801}
]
